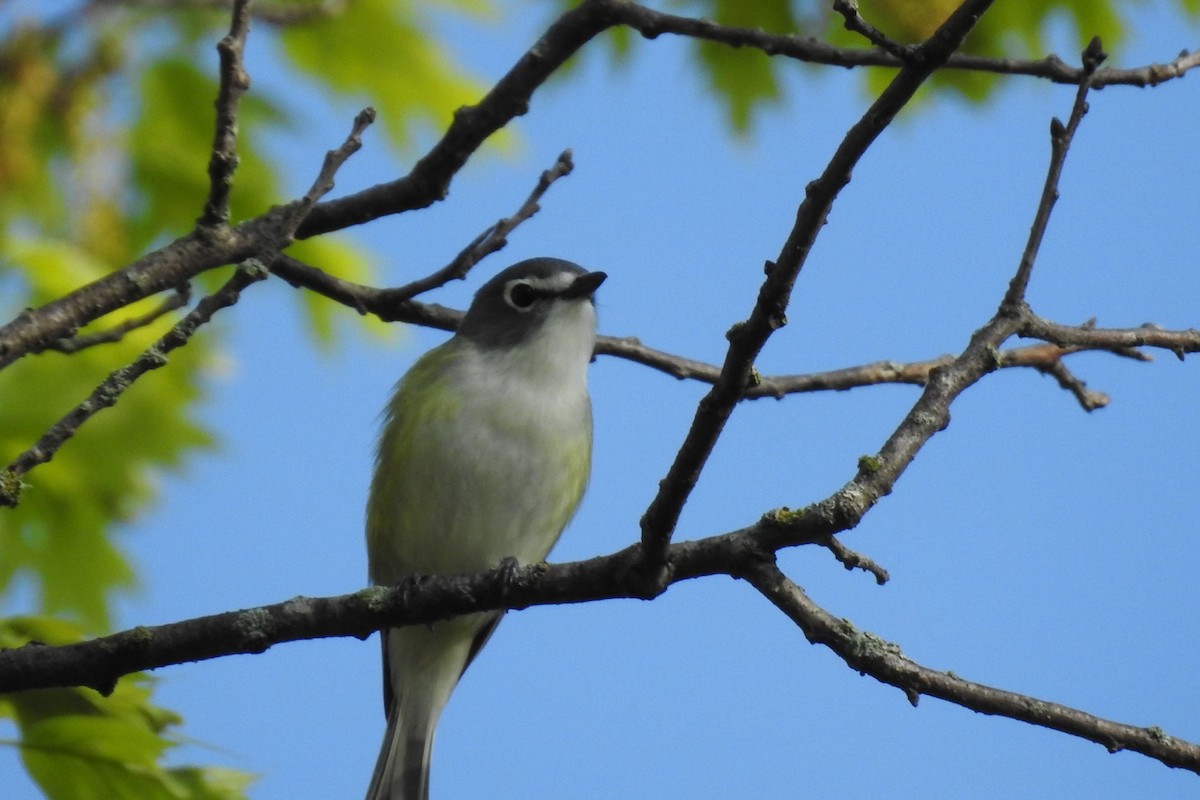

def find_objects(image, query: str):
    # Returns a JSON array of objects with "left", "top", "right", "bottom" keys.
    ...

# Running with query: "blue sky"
[{"left": 4, "top": 2, "right": 1200, "bottom": 798}]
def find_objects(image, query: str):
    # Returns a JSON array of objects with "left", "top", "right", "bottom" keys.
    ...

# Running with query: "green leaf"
[
  {"left": 130, "top": 58, "right": 286, "bottom": 250},
  {"left": 280, "top": 0, "right": 485, "bottom": 152},
  {"left": 1, "top": 618, "right": 255, "bottom": 800},
  {"left": 691, "top": 0, "right": 799, "bottom": 132},
  {"left": 0, "top": 238, "right": 213, "bottom": 630}
]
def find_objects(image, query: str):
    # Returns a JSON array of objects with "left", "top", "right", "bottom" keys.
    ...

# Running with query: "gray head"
[{"left": 457, "top": 258, "right": 607, "bottom": 351}]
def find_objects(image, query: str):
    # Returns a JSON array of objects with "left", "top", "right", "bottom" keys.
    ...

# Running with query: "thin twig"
[
  {"left": 820, "top": 535, "right": 890, "bottom": 584},
  {"left": 299, "top": 107, "right": 376, "bottom": 214},
  {"left": 1037, "top": 359, "right": 1109, "bottom": 411},
  {"left": 43, "top": 286, "right": 192, "bottom": 354},
  {"left": 272, "top": 149, "right": 574, "bottom": 323},
  {"left": 1004, "top": 37, "right": 1106, "bottom": 308},
  {"left": 0, "top": 262, "right": 268, "bottom": 508},
  {"left": 379, "top": 149, "right": 576, "bottom": 305},
  {"left": 832, "top": 0, "right": 914, "bottom": 61},
  {"left": 1021, "top": 318, "right": 1200, "bottom": 360},
  {"left": 199, "top": 0, "right": 253, "bottom": 229}
]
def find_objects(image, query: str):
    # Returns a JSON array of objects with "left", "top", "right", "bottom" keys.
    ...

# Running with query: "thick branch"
[
  {"left": 3, "top": 535, "right": 1198, "bottom": 776},
  {"left": 0, "top": 531, "right": 765, "bottom": 694},
  {"left": 295, "top": 0, "right": 617, "bottom": 239}
]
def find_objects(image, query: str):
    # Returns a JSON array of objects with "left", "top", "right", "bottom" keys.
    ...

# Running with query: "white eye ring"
[{"left": 504, "top": 280, "right": 538, "bottom": 311}]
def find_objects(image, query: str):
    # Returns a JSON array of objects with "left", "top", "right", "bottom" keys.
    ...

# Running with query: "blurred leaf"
[
  {"left": 0, "top": 238, "right": 213, "bottom": 631},
  {"left": 130, "top": 58, "right": 286, "bottom": 252},
  {"left": 280, "top": 0, "right": 485, "bottom": 152},
  {"left": 0, "top": 22, "right": 120, "bottom": 230},
  {"left": 692, "top": 0, "right": 799, "bottom": 132},
  {"left": 0, "top": 618, "right": 255, "bottom": 800}
]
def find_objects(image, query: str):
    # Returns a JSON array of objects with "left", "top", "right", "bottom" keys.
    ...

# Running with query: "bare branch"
[
  {"left": 295, "top": 0, "right": 618, "bottom": 239},
  {"left": 4, "top": 537, "right": 1200, "bottom": 778},
  {"left": 0, "top": 262, "right": 268, "bottom": 508},
  {"left": 1004, "top": 37, "right": 1105, "bottom": 308},
  {"left": 820, "top": 535, "right": 890, "bottom": 585},
  {"left": 607, "top": 2, "right": 1199, "bottom": 88},
  {"left": 42, "top": 287, "right": 192, "bottom": 354},
  {"left": 1021, "top": 317, "right": 1200, "bottom": 360},
  {"left": 269, "top": 243, "right": 1156, "bottom": 414},
  {"left": 637, "top": 0, "right": 999, "bottom": 576},
  {"left": 271, "top": 148, "right": 575, "bottom": 324},
  {"left": 743, "top": 561, "right": 1200, "bottom": 773},
  {"left": 379, "top": 149, "right": 575, "bottom": 304},
  {"left": 199, "top": 0, "right": 252, "bottom": 229},
  {"left": 832, "top": 0, "right": 913, "bottom": 61}
]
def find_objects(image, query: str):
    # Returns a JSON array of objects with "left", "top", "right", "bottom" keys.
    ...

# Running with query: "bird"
[{"left": 364, "top": 257, "right": 606, "bottom": 800}]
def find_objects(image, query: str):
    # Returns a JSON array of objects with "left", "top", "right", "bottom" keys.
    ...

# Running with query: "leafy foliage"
[{"left": 0, "top": 618, "right": 255, "bottom": 799}]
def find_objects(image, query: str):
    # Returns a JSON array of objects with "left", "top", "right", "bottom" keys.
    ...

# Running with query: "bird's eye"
[{"left": 505, "top": 281, "right": 537, "bottom": 311}]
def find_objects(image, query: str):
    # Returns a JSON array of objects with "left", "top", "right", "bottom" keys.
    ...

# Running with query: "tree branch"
[
  {"left": 271, "top": 147, "right": 574, "bottom": 323},
  {"left": 832, "top": 0, "right": 914, "bottom": 61},
  {"left": 42, "top": 286, "right": 192, "bottom": 354},
  {"left": 0, "top": 262, "right": 268, "bottom": 508},
  {"left": 1004, "top": 37, "right": 1104, "bottom": 308},
  {"left": 199, "top": 0, "right": 252, "bottom": 229},
  {"left": 608, "top": 2, "right": 1199, "bottom": 88},
  {"left": 270, "top": 241, "right": 1165, "bottom": 414},
  {"left": 3, "top": 0, "right": 1193, "bottom": 373},
  {"left": 294, "top": 0, "right": 618, "bottom": 239},
  {"left": 748, "top": 36, "right": 1107, "bottom": 556},
  {"left": 377, "top": 149, "right": 575, "bottom": 304},
  {"left": 1020, "top": 318, "right": 1200, "bottom": 360},
  {"left": 636, "top": 0, "right": 1000, "bottom": 577},
  {"left": 0, "top": 109, "right": 374, "bottom": 508},
  {"left": 4, "top": 534, "right": 1198, "bottom": 776},
  {"left": 742, "top": 560, "right": 1200, "bottom": 773}
]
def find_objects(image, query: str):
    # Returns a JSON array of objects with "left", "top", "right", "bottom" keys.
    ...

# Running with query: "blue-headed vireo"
[{"left": 364, "top": 258, "right": 606, "bottom": 800}]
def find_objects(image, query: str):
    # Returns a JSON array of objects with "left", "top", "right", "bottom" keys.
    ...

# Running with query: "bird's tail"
[
  {"left": 365, "top": 616, "right": 502, "bottom": 799},
  {"left": 365, "top": 702, "right": 433, "bottom": 800}
]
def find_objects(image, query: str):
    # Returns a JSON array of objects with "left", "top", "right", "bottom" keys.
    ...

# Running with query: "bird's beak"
[{"left": 561, "top": 271, "right": 607, "bottom": 300}]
